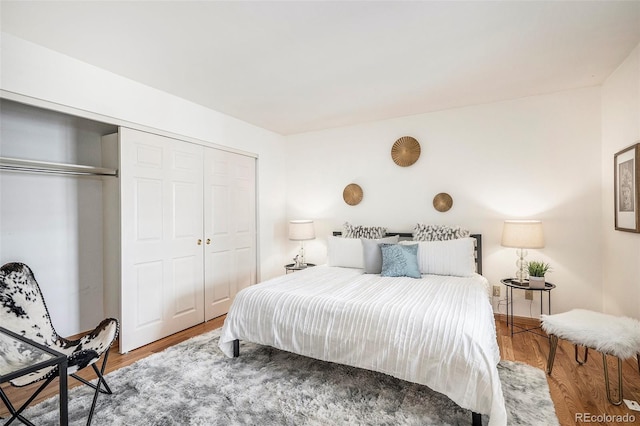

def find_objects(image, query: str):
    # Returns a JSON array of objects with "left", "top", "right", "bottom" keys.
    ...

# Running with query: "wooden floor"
[
  {"left": 3, "top": 315, "right": 640, "bottom": 425},
  {"left": 497, "top": 316, "right": 640, "bottom": 426}
]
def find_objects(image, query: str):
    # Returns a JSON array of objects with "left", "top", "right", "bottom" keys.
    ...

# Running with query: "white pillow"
[
  {"left": 415, "top": 237, "right": 476, "bottom": 277},
  {"left": 327, "top": 236, "right": 365, "bottom": 268}
]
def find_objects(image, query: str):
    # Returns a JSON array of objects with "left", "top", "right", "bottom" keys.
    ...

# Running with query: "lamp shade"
[
  {"left": 288, "top": 220, "right": 315, "bottom": 241},
  {"left": 501, "top": 220, "right": 544, "bottom": 249}
]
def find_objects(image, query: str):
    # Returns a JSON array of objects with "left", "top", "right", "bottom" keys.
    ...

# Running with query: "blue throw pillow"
[{"left": 380, "top": 243, "right": 421, "bottom": 279}]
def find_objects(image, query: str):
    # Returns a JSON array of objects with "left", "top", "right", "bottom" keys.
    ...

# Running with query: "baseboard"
[{"left": 494, "top": 313, "right": 541, "bottom": 327}]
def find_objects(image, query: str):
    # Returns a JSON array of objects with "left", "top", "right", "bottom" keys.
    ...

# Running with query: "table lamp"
[
  {"left": 289, "top": 220, "right": 315, "bottom": 266},
  {"left": 501, "top": 220, "right": 544, "bottom": 284}
]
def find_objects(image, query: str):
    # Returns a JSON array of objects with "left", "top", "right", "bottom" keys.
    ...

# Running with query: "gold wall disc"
[
  {"left": 343, "top": 183, "right": 363, "bottom": 206},
  {"left": 433, "top": 192, "right": 453, "bottom": 212},
  {"left": 391, "top": 136, "right": 421, "bottom": 167}
]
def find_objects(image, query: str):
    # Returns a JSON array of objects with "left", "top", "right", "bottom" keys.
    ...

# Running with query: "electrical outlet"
[
  {"left": 624, "top": 399, "right": 640, "bottom": 411},
  {"left": 525, "top": 290, "right": 533, "bottom": 300},
  {"left": 492, "top": 286, "right": 500, "bottom": 297}
]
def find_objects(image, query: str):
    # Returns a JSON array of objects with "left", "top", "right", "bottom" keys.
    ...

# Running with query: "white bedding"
[{"left": 219, "top": 266, "right": 507, "bottom": 425}]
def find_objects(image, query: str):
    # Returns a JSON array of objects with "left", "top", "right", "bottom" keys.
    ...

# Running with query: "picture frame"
[{"left": 614, "top": 143, "right": 640, "bottom": 232}]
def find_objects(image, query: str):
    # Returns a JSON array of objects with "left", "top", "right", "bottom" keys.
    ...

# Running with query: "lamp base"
[{"left": 515, "top": 248, "right": 529, "bottom": 284}]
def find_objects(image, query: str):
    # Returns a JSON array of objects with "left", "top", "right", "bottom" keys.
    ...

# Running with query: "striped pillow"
[
  {"left": 342, "top": 222, "right": 387, "bottom": 239},
  {"left": 413, "top": 224, "right": 469, "bottom": 241}
]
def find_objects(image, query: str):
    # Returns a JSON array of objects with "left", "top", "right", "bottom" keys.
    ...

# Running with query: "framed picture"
[{"left": 614, "top": 143, "right": 640, "bottom": 232}]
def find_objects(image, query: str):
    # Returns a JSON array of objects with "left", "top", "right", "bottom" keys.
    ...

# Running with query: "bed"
[{"left": 219, "top": 230, "right": 507, "bottom": 426}]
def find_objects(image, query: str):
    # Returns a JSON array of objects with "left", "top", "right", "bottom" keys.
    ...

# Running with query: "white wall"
[
  {"left": 601, "top": 42, "right": 640, "bottom": 318},
  {"left": 1, "top": 33, "right": 288, "bottom": 334},
  {"left": 3, "top": 30, "right": 630, "bottom": 329},
  {"left": 286, "top": 87, "right": 603, "bottom": 318}
]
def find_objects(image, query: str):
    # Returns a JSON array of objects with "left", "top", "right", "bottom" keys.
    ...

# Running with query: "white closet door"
[
  {"left": 120, "top": 128, "right": 205, "bottom": 352},
  {"left": 204, "top": 148, "right": 256, "bottom": 320}
]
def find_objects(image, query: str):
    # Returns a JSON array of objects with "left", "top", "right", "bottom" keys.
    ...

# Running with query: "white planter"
[{"left": 529, "top": 276, "right": 546, "bottom": 289}]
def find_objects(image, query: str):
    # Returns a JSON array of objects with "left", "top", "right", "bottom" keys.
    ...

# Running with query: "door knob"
[
  {"left": 206, "top": 239, "right": 211, "bottom": 245},
  {"left": 197, "top": 239, "right": 202, "bottom": 245}
]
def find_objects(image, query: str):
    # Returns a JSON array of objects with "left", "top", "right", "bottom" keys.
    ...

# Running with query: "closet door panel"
[
  {"left": 120, "top": 128, "right": 204, "bottom": 352},
  {"left": 204, "top": 149, "right": 256, "bottom": 320},
  {"left": 135, "top": 179, "right": 163, "bottom": 242},
  {"left": 210, "top": 251, "right": 232, "bottom": 303},
  {"left": 134, "top": 261, "right": 164, "bottom": 327},
  {"left": 130, "top": 142, "right": 164, "bottom": 263},
  {"left": 233, "top": 184, "right": 254, "bottom": 247},
  {"left": 232, "top": 166, "right": 256, "bottom": 295},
  {"left": 163, "top": 138, "right": 204, "bottom": 332},
  {"left": 204, "top": 153, "right": 233, "bottom": 318},
  {"left": 126, "top": 140, "right": 165, "bottom": 340},
  {"left": 211, "top": 185, "right": 231, "bottom": 247},
  {"left": 172, "top": 255, "right": 199, "bottom": 315},
  {"left": 167, "top": 161, "right": 202, "bottom": 322},
  {"left": 235, "top": 247, "right": 253, "bottom": 293}
]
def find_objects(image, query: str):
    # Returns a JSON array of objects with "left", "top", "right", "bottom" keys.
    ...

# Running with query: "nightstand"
[
  {"left": 501, "top": 278, "right": 556, "bottom": 337},
  {"left": 285, "top": 263, "right": 316, "bottom": 274}
]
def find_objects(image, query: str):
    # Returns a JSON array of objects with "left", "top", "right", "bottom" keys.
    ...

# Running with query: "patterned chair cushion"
[{"left": 0, "top": 262, "right": 118, "bottom": 386}]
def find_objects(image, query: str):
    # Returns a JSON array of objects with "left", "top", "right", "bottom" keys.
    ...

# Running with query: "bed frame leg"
[
  {"left": 472, "top": 412, "right": 481, "bottom": 426},
  {"left": 232, "top": 339, "right": 240, "bottom": 357}
]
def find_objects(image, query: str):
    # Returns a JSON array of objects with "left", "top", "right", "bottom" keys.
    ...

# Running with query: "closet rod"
[{"left": 0, "top": 156, "right": 117, "bottom": 177}]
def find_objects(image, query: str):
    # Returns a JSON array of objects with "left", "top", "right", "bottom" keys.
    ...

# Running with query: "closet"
[
  {"left": 104, "top": 128, "right": 256, "bottom": 353},
  {"left": 1, "top": 99, "right": 257, "bottom": 353},
  {"left": 0, "top": 99, "right": 118, "bottom": 337}
]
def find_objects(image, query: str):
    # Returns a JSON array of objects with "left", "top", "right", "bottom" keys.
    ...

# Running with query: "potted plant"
[{"left": 527, "top": 261, "right": 551, "bottom": 289}]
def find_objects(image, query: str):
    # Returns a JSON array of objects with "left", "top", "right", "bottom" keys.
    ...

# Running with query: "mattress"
[{"left": 219, "top": 265, "right": 507, "bottom": 425}]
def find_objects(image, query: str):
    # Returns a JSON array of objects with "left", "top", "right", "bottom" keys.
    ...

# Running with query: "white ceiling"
[{"left": 2, "top": 1, "right": 640, "bottom": 135}]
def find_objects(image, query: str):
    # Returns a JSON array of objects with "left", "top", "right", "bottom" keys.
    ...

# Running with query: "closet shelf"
[{"left": 0, "top": 156, "right": 117, "bottom": 177}]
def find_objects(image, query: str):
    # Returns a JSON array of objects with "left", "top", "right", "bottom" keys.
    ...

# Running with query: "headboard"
[{"left": 332, "top": 232, "right": 483, "bottom": 275}]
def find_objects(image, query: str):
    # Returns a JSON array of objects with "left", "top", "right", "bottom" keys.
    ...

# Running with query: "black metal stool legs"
[
  {"left": 69, "top": 348, "right": 113, "bottom": 426},
  {"left": 603, "top": 354, "right": 623, "bottom": 406},
  {"left": 546, "top": 335, "right": 558, "bottom": 375},
  {"left": 575, "top": 344, "right": 589, "bottom": 365}
]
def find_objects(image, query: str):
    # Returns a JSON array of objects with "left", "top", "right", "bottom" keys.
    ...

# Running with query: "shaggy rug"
[{"left": 16, "top": 329, "right": 558, "bottom": 425}]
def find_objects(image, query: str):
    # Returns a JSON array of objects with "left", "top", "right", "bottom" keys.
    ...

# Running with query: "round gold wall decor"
[
  {"left": 343, "top": 183, "right": 363, "bottom": 206},
  {"left": 391, "top": 136, "right": 421, "bottom": 167},
  {"left": 433, "top": 192, "right": 453, "bottom": 212}
]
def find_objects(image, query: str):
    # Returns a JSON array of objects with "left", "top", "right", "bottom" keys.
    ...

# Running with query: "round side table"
[
  {"left": 500, "top": 278, "right": 556, "bottom": 337},
  {"left": 285, "top": 263, "right": 316, "bottom": 274}
]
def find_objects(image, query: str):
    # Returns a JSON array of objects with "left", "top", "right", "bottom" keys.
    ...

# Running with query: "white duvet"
[{"left": 219, "top": 266, "right": 507, "bottom": 425}]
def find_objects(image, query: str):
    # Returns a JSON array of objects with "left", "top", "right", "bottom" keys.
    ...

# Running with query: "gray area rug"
[{"left": 17, "top": 329, "right": 558, "bottom": 425}]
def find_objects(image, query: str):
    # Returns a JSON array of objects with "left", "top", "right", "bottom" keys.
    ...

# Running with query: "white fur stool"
[{"left": 541, "top": 309, "right": 640, "bottom": 405}]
